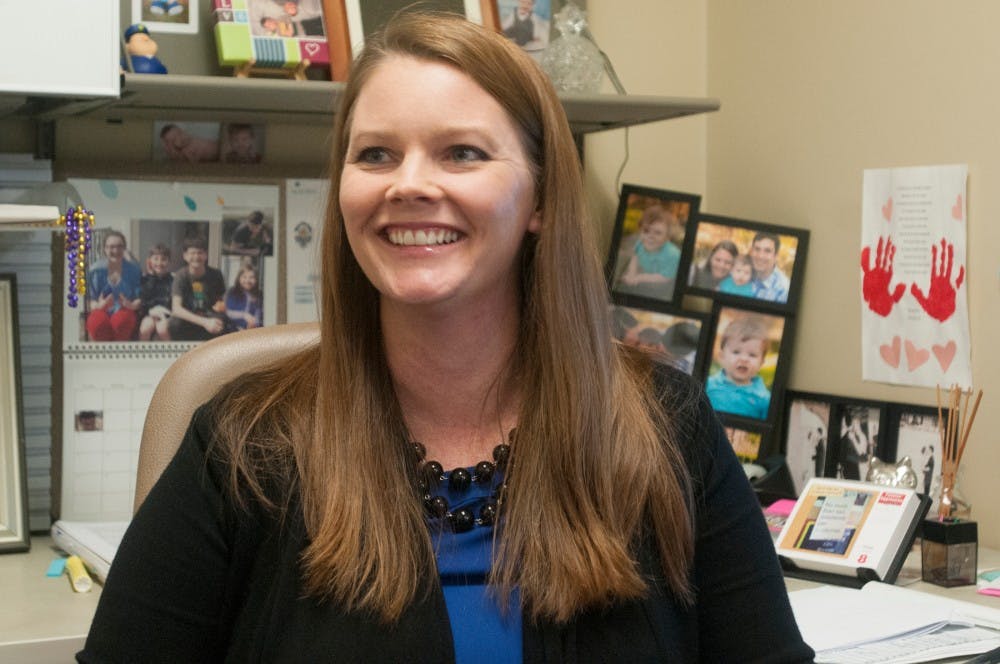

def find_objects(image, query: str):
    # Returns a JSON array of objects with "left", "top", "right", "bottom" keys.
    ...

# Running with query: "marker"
[{"left": 65, "top": 555, "right": 93, "bottom": 593}]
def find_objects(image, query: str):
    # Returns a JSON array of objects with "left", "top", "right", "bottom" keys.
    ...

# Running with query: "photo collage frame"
[
  {"left": 781, "top": 390, "right": 945, "bottom": 503},
  {"left": 605, "top": 183, "right": 810, "bottom": 466}
]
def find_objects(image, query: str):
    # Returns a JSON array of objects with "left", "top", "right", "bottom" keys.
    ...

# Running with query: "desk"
[
  {"left": 785, "top": 545, "right": 1000, "bottom": 609},
  {"left": 1, "top": 538, "right": 998, "bottom": 662},
  {"left": 0, "top": 536, "right": 101, "bottom": 663}
]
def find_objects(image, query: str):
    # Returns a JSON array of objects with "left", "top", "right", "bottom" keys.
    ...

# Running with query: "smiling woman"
[{"left": 80, "top": 11, "right": 813, "bottom": 663}]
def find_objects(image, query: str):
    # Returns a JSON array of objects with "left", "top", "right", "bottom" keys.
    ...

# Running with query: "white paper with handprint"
[{"left": 860, "top": 164, "right": 970, "bottom": 388}]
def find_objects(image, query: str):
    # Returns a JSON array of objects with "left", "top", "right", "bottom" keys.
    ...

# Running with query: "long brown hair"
[{"left": 214, "top": 10, "right": 694, "bottom": 625}]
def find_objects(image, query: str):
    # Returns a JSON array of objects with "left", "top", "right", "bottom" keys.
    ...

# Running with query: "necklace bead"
[{"left": 411, "top": 430, "right": 514, "bottom": 533}]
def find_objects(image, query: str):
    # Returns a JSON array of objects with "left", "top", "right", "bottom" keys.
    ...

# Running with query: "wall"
[
  {"left": 704, "top": 2, "right": 1000, "bottom": 546},
  {"left": 583, "top": 1, "right": 709, "bottom": 252}
]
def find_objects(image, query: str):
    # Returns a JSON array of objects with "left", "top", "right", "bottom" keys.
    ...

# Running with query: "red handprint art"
[
  {"left": 861, "top": 236, "right": 905, "bottom": 317},
  {"left": 910, "top": 238, "right": 965, "bottom": 322}
]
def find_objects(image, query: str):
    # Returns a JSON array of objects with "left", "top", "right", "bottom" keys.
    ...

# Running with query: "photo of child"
[
  {"left": 224, "top": 261, "right": 263, "bottom": 330},
  {"left": 717, "top": 254, "right": 755, "bottom": 297},
  {"left": 706, "top": 307, "right": 786, "bottom": 421},
  {"left": 608, "top": 186, "right": 699, "bottom": 306},
  {"left": 138, "top": 243, "right": 174, "bottom": 341},
  {"left": 153, "top": 121, "right": 221, "bottom": 163},
  {"left": 167, "top": 236, "right": 229, "bottom": 341}
]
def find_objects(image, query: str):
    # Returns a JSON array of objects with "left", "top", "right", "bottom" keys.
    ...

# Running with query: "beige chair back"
[{"left": 134, "top": 322, "right": 319, "bottom": 512}]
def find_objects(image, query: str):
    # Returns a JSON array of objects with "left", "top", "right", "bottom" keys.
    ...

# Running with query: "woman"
[
  {"left": 85, "top": 230, "right": 142, "bottom": 341},
  {"left": 689, "top": 238, "right": 738, "bottom": 290},
  {"left": 80, "top": 12, "right": 811, "bottom": 662}
]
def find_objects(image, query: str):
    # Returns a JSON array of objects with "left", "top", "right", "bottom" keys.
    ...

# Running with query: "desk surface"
[
  {"left": 2, "top": 537, "right": 999, "bottom": 662},
  {"left": 0, "top": 536, "right": 100, "bottom": 662}
]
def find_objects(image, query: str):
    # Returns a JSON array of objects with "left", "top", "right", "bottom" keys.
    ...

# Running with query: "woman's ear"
[{"left": 527, "top": 208, "right": 542, "bottom": 233}]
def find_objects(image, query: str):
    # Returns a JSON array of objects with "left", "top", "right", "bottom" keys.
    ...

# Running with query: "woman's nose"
[{"left": 386, "top": 154, "right": 442, "bottom": 203}]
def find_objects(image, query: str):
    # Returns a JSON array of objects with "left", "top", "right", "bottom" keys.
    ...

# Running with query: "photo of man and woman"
[
  {"left": 784, "top": 395, "right": 832, "bottom": 495},
  {"left": 832, "top": 404, "right": 882, "bottom": 482},
  {"left": 607, "top": 185, "right": 700, "bottom": 306},
  {"left": 686, "top": 216, "right": 806, "bottom": 307},
  {"left": 705, "top": 306, "right": 786, "bottom": 421}
]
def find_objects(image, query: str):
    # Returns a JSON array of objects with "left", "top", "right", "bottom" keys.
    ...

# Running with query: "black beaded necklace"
[{"left": 412, "top": 429, "right": 514, "bottom": 533}]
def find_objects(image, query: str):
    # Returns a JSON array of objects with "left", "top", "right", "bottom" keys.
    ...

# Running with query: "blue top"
[
  {"left": 751, "top": 269, "right": 790, "bottom": 303},
  {"left": 634, "top": 241, "right": 681, "bottom": 280},
  {"left": 718, "top": 276, "right": 755, "bottom": 296},
  {"left": 224, "top": 291, "right": 263, "bottom": 330},
  {"left": 88, "top": 259, "right": 142, "bottom": 314},
  {"left": 705, "top": 371, "right": 771, "bottom": 420},
  {"left": 432, "top": 470, "right": 520, "bottom": 664}
]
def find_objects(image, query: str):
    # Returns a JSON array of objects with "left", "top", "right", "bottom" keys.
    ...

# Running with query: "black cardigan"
[{"left": 79, "top": 367, "right": 814, "bottom": 663}]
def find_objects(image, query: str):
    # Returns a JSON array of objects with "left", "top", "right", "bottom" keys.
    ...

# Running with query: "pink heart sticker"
[
  {"left": 882, "top": 197, "right": 893, "bottom": 222},
  {"left": 879, "top": 336, "right": 901, "bottom": 368},
  {"left": 951, "top": 194, "right": 963, "bottom": 221},
  {"left": 904, "top": 340, "right": 930, "bottom": 372},
  {"left": 304, "top": 41, "right": 320, "bottom": 57},
  {"left": 932, "top": 341, "right": 957, "bottom": 372}
]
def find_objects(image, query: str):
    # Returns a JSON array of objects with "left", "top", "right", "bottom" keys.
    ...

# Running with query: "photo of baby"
[
  {"left": 607, "top": 185, "right": 700, "bottom": 306},
  {"left": 705, "top": 306, "right": 786, "bottom": 421}
]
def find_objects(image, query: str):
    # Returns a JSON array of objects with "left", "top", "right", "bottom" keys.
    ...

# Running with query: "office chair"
[{"left": 133, "top": 322, "right": 320, "bottom": 513}]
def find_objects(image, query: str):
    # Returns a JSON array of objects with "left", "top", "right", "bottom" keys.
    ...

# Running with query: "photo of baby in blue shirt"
[{"left": 706, "top": 312, "right": 782, "bottom": 420}]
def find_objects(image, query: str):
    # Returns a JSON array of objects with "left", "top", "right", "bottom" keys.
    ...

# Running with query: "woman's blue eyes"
[{"left": 352, "top": 145, "right": 488, "bottom": 164}]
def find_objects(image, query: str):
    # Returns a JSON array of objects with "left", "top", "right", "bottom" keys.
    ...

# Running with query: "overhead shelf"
[{"left": 13, "top": 73, "right": 719, "bottom": 134}]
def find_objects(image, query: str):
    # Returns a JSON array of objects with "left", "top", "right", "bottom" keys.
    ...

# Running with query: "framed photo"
[
  {"left": 0, "top": 274, "right": 30, "bottom": 553},
  {"left": 719, "top": 415, "right": 770, "bottom": 464},
  {"left": 152, "top": 121, "right": 221, "bottom": 163},
  {"left": 609, "top": 296, "right": 708, "bottom": 376},
  {"left": 495, "top": 0, "right": 551, "bottom": 55},
  {"left": 680, "top": 213, "right": 808, "bottom": 312},
  {"left": 133, "top": 0, "right": 200, "bottom": 34},
  {"left": 606, "top": 184, "right": 701, "bottom": 309},
  {"left": 703, "top": 303, "right": 792, "bottom": 423},
  {"left": 65, "top": 178, "right": 281, "bottom": 346},
  {"left": 884, "top": 403, "right": 943, "bottom": 505},
  {"left": 827, "top": 399, "right": 888, "bottom": 484},
  {"left": 211, "top": 0, "right": 331, "bottom": 73},
  {"left": 781, "top": 391, "right": 836, "bottom": 495}
]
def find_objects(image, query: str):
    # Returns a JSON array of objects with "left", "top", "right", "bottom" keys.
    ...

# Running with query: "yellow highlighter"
[{"left": 65, "top": 555, "right": 93, "bottom": 593}]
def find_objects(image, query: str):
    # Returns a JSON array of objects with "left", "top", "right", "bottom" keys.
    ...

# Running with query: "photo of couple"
[{"left": 687, "top": 217, "right": 803, "bottom": 306}]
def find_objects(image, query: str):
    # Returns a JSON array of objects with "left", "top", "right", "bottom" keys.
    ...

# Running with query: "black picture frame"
[
  {"left": 718, "top": 414, "right": 772, "bottom": 464},
  {"left": 826, "top": 398, "right": 889, "bottom": 484},
  {"left": 609, "top": 295, "right": 709, "bottom": 377},
  {"left": 679, "top": 212, "right": 809, "bottom": 313},
  {"left": 605, "top": 184, "right": 701, "bottom": 310},
  {"left": 884, "top": 403, "right": 943, "bottom": 503},
  {"left": 703, "top": 303, "right": 794, "bottom": 424},
  {"left": 781, "top": 390, "right": 836, "bottom": 496}
]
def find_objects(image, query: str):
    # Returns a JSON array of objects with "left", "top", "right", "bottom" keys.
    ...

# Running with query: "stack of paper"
[
  {"left": 789, "top": 582, "right": 1000, "bottom": 663},
  {"left": 51, "top": 520, "right": 130, "bottom": 583}
]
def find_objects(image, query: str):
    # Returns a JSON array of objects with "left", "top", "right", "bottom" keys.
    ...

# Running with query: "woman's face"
[
  {"left": 709, "top": 247, "right": 735, "bottom": 279},
  {"left": 339, "top": 56, "right": 540, "bottom": 313},
  {"left": 104, "top": 235, "right": 126, "bottom": 264}
]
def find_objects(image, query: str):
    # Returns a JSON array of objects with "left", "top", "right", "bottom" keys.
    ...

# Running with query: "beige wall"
[{"left": 592, "top": 0, "right": 1000, "bottom": 546}]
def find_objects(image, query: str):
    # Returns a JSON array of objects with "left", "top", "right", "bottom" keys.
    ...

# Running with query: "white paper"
[
  {"left": 284, "top": 179, "right": 327, "bottom": 323},
  {"left": 860, "top": 165, "right": 971, "bottom": 388}
]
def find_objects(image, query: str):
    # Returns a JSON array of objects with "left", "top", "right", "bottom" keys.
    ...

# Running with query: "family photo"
[
  {"left": 686, "top": 215, "right": 807, "bottom": 309},
  {"left": 607, "top": 185, "right": 701, "bottom": 306},
  {"left": 705, "top": 305, "right": 786, "bottom": 421},
  {"left": 81, "top": 216, "right": 269, "bottom": 343}
]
